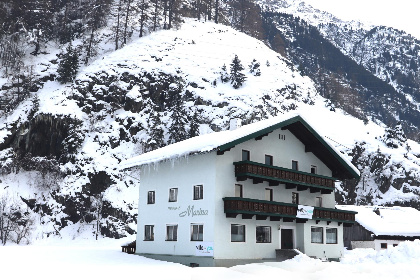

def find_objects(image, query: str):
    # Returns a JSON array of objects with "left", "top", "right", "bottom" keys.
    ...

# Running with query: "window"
[
  {"left": 265, "top": 154, "right": 273, "bottom": 165},
  {"left": 231, "top": 224, "right": 245, "bottom": 242},
  {"left": 265, "top": 188, "right": 273, "bottom": 201},
  {"left": 316, "top": 197, "right": 322, "bottom": 207},
  {"left": 193, "top": 185, "right": 203, "bottom": 200},
  {"left": 311, "top": 165, "right": 317, "bottom": 174},
  {"left": 256, "top": 226, "right": 271, "bottom": 243},
  {"left": 235, "top": 184, "right": 243, "bottom": 198},
  {"left": 169, "top": 188, "right": 178, "bottom": 202},
  {"left": 166, "top": 225, "right": 178, "bottom": 241},
  {"left": 292, "top": 160, "right": 299, "bottom": 171},
  {"left": 381, "top": 243, "right": 387, "bottom": 249},
  {"left": 326, "top": 228, "right": 337, "bottom": 244},
  {"left": 311, "top": 227, "right": 323, "bottom": 243},
  {"left": 191, "top": 224, "right": 203, "bottom": 241},
  {"left": 292, "top": 192, "right": 299, "bottom": 204},
  {"left": 393, "top": 244, "right": 398, "bottom": 247},
  {"left": 242, "top": 149, "right": 250, "bottom": 161},
  {"left": 147, "top": 191, "right": 155, "bottom": 204},
  {"left": 144, "top": 225, "right": 154, "bottom": 241}
]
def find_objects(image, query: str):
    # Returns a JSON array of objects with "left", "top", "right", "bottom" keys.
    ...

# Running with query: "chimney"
[{"left": 229, "top": 118, "right": 241, "bottom": 131}]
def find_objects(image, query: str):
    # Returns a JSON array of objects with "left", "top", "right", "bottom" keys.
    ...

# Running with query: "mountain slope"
[{"left": 0, "top": 17, "right": 420, "bottom": 242}]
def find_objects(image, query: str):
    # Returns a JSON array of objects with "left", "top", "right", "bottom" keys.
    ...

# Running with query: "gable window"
[
  {"left": 147, "top": 191, "right": 155, "bottom": 204},
  {"left": 265, "top": 188, "right": 273, "bottom": 201},
  {"left": 256, "top": 226, "right": 271, "bottom": 243},
  {"left": 292, "top": 192, "right": 299, "bottom": 204},
  {"left": 166, "top": 224, "right": 178, "bottom": 241},
  {"left": 311, "top": 226, "right": 323, "bottom": 244},
  {"left": 144, "top": 225, "right": 154, "bottom": 241},
  {"left": 193, "top": 185, "right": 203, "bottom": 200},
  {"left": 265, "top": 154, "right": 273, "bottom": 165},
  {"left": 316, "top": 197, "right": 322, "bottom": 207},
  {"left": 235, "top": 184, "right": 243, "bottom": 198},
  {"left": 231, "top": 224, "right": 245, "bottom": 242},
  {"left": 191, "top": 224, "right": 203, "bottom": 241},
  {"left": 311, "top": 165, "right": 317, "bottom": 174},
  {"left": 292, "top": 160, "right": 299, "bottom": 171},
  {"left": 326, "top": 228, "right": 337, "bottom": 244},
  {"left": 169, "top": 188, "right": 178, "bottom": 202},
  {"left": 242, "top": 149, "right": 250, "bottom": 161}
]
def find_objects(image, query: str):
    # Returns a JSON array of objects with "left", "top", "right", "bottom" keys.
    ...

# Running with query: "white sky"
[{"left": 303, "top": 0, "right": 420, "bottom": 38}]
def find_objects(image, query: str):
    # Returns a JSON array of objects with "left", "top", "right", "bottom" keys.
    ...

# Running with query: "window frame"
[
  {"left": 231, "top": 224, "right": 246, "bottom": 242},
  {"left": 169, "top": 188, "right": 178, "bottom": 202},
  {"left": 316, "top": 197, "right": 322, "bottom": 207},
  {"left": 147, "top": 191, "right": 155, "bottom": 204},
  {"left": 292, "top": 160, "right": 299, "bottom": 171},
  {"left": 256, "top": 226, "right": 271, "bottom": 243},
  {"left": 326, "top": 227, "right": 337, "bottom": 244},
  {"left": 144, "top": 225, "right": 154, "bottom": 241},
  {"left": 311, "top": 226, "right": 323, "bottom": 244},
  {"left": 242, "top": 149, "right": 250, "bottom": 161},
  {"left": 311, "top": 165, "right": 317, "bottom": 174},
  {"left": 265, "top": 188, "right": 273, "bottom": 201},
  {"left": 265, "top": 154, "right": 273, "bottom": 165},
  {"left": 235, "top": 184, "right": 243, "bottom": 198},
  {"left": 193, "top": 185, "right": 203, "bottom": 200},
  {"left": 166, "top": 224, "right": 178, "bottom": 241},
  {"left": 381, "top": 243, "right": 388, "bottom": 249},
  {"left": 292, "top": 192, "right": 299, "bottom": 204},
  {"left": 190, "top": 224, "right": 204, "bottom": 241}
]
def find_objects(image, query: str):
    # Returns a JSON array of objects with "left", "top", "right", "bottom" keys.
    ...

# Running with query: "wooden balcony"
[
  {"left": 234, "top": 161, "right": 336, "bottom": 193},
  {"left": 223, "top": 197, "right": 356, "bottom": 225}
]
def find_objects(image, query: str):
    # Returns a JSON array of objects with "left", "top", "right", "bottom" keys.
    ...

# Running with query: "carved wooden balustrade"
[
  {"left": 234, "top": 161, "right": 335, "bottom": 192},
  {"left": 223, "top": 197, "right": 356, "bottom": 224}
]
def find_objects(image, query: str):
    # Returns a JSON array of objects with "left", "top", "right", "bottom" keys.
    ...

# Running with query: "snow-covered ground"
[{"left": 1, "top": 238, "right": 420, "bottom": 280}]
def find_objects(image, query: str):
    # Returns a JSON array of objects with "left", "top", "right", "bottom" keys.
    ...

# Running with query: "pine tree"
[
  {"left": 145, "top": 111, "right": 165, "bottom": 152},
  {"left": 168, "top": 95, "right": 188, "bottom": 144},
  {"left": 230, "top": 55, "right": 246, "bottom": 89},
  {"left": 249, "top": 59, "right": 261, "bottom": 76},
  {"left": 189, "top": 109, "right": 200, "bottom": 138},
  {"left": 220, "top": 64, "right": 229, "bottom": 83},
  {"left": 57, "top": 43, "right": 79, "bottom": 84}
]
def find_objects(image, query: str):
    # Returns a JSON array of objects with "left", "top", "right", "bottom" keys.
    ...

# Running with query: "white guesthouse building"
[{"left": 121, "top": 114, "right": 360, "bottom": 267}]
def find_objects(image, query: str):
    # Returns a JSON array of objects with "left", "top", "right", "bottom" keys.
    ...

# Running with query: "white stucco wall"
[
  {"left": 135, "top": 126, "right": 345, "bottom": 261},
  {"left": 136, "top": 153, "right": 217, "bottom": 256},
  {"left": 212, "top": 127, "right": 341, "bottom": 260}
]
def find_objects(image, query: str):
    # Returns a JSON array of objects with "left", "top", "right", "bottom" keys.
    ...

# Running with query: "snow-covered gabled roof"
[
  {"left": 336, "top": 205, "right": 420, "bottom": 237},
  {"left": 120, "top": 113, "right": 360, "bottom": 180}
]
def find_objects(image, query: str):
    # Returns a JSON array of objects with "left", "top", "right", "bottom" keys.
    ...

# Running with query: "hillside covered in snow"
[{"left": 0, "top": 0, "right": 419, "bottom": 244}]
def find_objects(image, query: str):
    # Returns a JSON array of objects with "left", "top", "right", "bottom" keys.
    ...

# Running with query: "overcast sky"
[{"left": 303, "top": 0, "right": 420, "bottom": 39}]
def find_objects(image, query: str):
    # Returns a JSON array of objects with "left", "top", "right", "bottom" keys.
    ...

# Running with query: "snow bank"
[{"left": 341, "top": 240, "right": 420, "bottom": 264}]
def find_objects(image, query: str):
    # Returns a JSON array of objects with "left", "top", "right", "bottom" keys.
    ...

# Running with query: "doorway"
[{"left": 281, "top": 229, "right": 294, "bottom": 249}]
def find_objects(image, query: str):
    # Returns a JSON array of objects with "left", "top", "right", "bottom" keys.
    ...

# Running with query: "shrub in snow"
[
  {"left": 230, "top": 55, "right": 246, "bottom": 89},
  {"left": 381, "top": 122, "right": 408, "bottom": 149},
  {"left": 249, "top": 59, "right": 261, "bottom": 76},
  {"left": 0, "top": 194, "right": 34, "bottom": 245},
  {"left": 57, "top": 43, "right": 79, "bottom": 84},
  {"left": 220, "top": 64, "right": 229, "bottom": 83}
]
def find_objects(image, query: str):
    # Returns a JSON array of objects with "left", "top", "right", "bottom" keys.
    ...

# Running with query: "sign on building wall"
[
  {"left": 195, "top": 242, "right": 214, "bottom": 256},
  {"left": 297, "top": 205, "right": 314, "bottom": 219}
]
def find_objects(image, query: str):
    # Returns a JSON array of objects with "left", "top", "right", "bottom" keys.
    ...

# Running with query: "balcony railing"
[
  {"left": 223, "top": 197, "right": 356, "bottom": 224},
  {"left": 234, "top": 161, "right": 336, "bottom": 192}
]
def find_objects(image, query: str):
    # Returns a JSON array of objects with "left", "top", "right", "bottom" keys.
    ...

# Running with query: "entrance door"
[{"left": 281, "top": 229, "right": 294, "bottom": 249}]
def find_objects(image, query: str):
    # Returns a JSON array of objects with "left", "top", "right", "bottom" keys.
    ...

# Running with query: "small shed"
[
  {"left": 337, "top": 205, "right": 420, "bottom": 250},
  {"left": 121, "top": 240, "right": 136, "bottom": 254}
]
